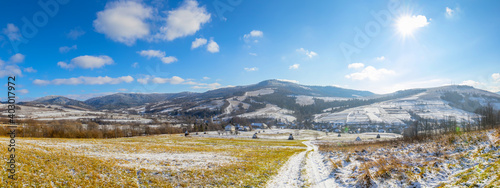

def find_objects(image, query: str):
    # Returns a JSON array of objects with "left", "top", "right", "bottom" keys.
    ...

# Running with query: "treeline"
[
  {"left": 440, "top": 91, "right": 482, "bottom": 112},
  {"left": 404, "top": 103, "right": 500, "bottom": 138},
  {"left": 0, "top": 119, "right": 183, "bottom": 139}
]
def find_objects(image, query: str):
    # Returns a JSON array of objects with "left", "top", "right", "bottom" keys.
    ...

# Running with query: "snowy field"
[
  {"left": 237, "top": 104, "right": 296, "bottom": 122},
  {"left": 266, "top": 128, "right": 500, "bottom": 188},
  {"left": 197, "top": 129, "right": 401, "bottom": 142},
  {"left": 0, "top": 134, "right": 304, "bottom": 187},
  {"left": 0, "top": 104, "right": 154, "bottom": 123},
  {"left": 315, "top": 97, "right": 478, "bottom": 125},
  {"left": 1, "top": 128, "right": 498, "bottom": 187}
]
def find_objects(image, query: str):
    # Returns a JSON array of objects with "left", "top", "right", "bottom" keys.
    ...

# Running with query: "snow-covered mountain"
[
  {"left": 315, "top": 85, "right": 500, "bottom": 125},
  {"left": 27, "top": 80, "right": 500, "bottom": 123},
  {"left": 22, "top": 95, "right": 94, "bottom": 110}
]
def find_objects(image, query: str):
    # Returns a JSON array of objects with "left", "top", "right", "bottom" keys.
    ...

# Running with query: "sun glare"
[{"left": 396, "top": 15, "right": 429, "bottom": 38}]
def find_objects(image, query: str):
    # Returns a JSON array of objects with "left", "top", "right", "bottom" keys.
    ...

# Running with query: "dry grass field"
[{"left": 0, "top": 134, "right": 305, "bottom": 187}]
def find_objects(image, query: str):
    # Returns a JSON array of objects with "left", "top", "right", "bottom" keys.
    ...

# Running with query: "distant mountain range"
[
  {"left": 24, "top": 79, "right": 374, "bottom": 109},
  {"left": 23, "top": 79, "right": 500, "bottom": 123}
]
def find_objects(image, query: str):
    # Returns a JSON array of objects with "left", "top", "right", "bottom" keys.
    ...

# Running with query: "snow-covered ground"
[
  {"left": 267, "top": 129, "right": 500, "bottom": 187},
  {"left": 0, "top": 104, "right": 153, "bottom": 123},
  {"left": 237, "top": 104, "right": 296, "bottom": 122},
  {"left": 293, "top": 95, "right": 350, "bottom": 106},
  {"left": 246, "top": 88, "right": 275, "bottom": 97},
  {"left": 315, "top": 97, "right": 478, "bottom": 125}
]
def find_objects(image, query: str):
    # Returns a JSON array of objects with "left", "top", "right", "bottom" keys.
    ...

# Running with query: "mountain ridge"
[{"left": 25, "top": 80, "right": 500, "bottom": 122}]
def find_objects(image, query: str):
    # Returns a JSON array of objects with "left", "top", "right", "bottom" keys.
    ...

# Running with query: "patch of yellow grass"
[{"left": 0, "top": 135, "right": 305, "bottom": 187}]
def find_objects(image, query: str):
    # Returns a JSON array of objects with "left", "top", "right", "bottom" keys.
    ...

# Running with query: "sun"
[
  {"left": 396, "top": 16, "right": 415, "bottom": 36},
  {"left": 396, "top": 15, "right": 429, "bottom": 38}
]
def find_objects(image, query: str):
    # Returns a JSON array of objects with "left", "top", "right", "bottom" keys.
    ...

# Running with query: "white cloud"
[
  {"left": 244, "top": 30, "right": 263, "bottom": 38},
  {"left": 137, "top": 77, "right": 149, "bottom": 84},
  {"left": 158, "top": 0, "right": 211, "bottom": 41},
  {"left": 277, "top": 79, "right": 299, "bottom": 84},
  {"left": 67, "top": 28, "right": 85, "bottom": 39},
  {"left": 296, "top": 48, "right": 318, "bottom": 58},
  {"left": 460, "top": 80, "right": 484, "bottom": 87},
  {"left": 0, "top": 54, "right": 25, "bottom": 77},
  {"left": 183, "top": 80, "right": 197, "bottom": 85},
  {"left": 377, "top": 78, "right": 451, "bottom": 94},
  {"left": 138, "top": 50, "right": 166, "bottom": 58},
  {"left": 2, "top": 24, "right": 21, "bottom": 41},
  {"left": 345, "top": 66, "right": 396, "bottom": 81},
  {"left": 18, "top": 89, "right": 29, "bottom": 94},
  {"left": 244, "top": 67, "right": 258, "bottom": 72},
  {"left": 24, "top": 67, "right": 37, "bottom": 73},
  {"left": 131, "top": 62, "right": 139, "bottom": 68},
  {"left": 93, "top": 1, "right": 153, "bottom": 46},
  {"left": 59, "top": 45, "right": 77, "bottom": 53},
  {"left": 249, "top": 53, "right": 257, "bottom": 56},
  {"left": 376, "top": 56, "right": 385, "bottom": 61},
  {"left": 348, "top": 63, "right": 365, "bottom": 69},
  {"left": 446, "top": 7, "right": 454, "bottom": 17},
  {"left": 289, "top": 64, "right": 300, "bottom": 70},
  {"left": 33, "top": 76, "right": 134, "bottom": 85},
  {"left": 0, "top": 65, "right": 22, "bottom": 77},
  {"left": 445, "top": 7, "right": 460, "bottom": 19},
  {"left": 191, "top": 38, "right": 207, "bottom": 49},
  {"left": 202, "top": 76, "right": 210, "bottom": 80},
  {"left": 138, "top": 76, "right": 185, "bottom": 84},
  {"left": 138, "top": 50, "right": 177, "bottom": 64},
  {"left": 117, "top": 88, "right": 128, "bottom": 92},
  {"left": 243, "top": 30, "right": 263, "bottom": 43},
  {"left": 161, "top": 56, "right": 178, "bottom": 64},
  {"left": 207, "top": 38, "right": 219, "bottom": 53},
  {"left": 33, "top": 79, "right": 50, "bottom": 85},
  {"left": 397, "top": 15, "right": 429, "bottom": 34},
  {"left": 9, "top": 53, "right": 25, "bottom": 63},
  {"left": 459, "top": 79, "right": 500, "bottom": 93},
  {"left": 492, "top": 73, "right": 500, "bottom": 82},
  {"left": 192, "top": 82, "right": 221, "bottom": 90},
  {"left": 58, "top": 55, "right": 114, "bottom": 69}
]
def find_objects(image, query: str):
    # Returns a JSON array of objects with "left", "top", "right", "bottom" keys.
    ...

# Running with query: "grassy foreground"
[{"left": 1, "top": 134, "right": 305, "bottom": 187}]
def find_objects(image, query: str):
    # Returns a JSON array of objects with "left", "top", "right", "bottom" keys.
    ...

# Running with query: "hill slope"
[
  {"left": 23, "top": 95, "right": 94, "bottom": 110},
  {"left": 26, "top": 81, "right": 500, "bottom": 124}
]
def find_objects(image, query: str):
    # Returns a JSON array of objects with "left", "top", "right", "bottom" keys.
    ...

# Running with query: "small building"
[
  {"left": 225, "top": 124, "right": 235, "bottom": 133},
  {"left": 288, "top": 134, "right": 294, "bottom": 140},
  {"left": 238, "top": 126, "right": 249, "bottom": 131},
  {"left": 355, "top": 136, "right": 362, "bottom": 141},
  {"left": 251, "top": 123, "right": 268, "bottom": 129}
]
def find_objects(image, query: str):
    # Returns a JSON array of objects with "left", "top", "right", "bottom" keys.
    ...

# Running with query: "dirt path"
[{"left": 266, "top": 141, "right": 337, "bottom": 188}]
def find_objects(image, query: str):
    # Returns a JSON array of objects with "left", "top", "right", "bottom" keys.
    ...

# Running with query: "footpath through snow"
[
  {"left": 266, "top": 141, "right": 338, "bottom": 188},
  {"left": 267, "top": 130, "right": 500, "bottom": 187}
]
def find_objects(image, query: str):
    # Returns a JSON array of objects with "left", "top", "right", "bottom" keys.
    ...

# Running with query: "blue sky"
[{"left": 1, "top": 0, "right": 499, "bottom": 101}]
